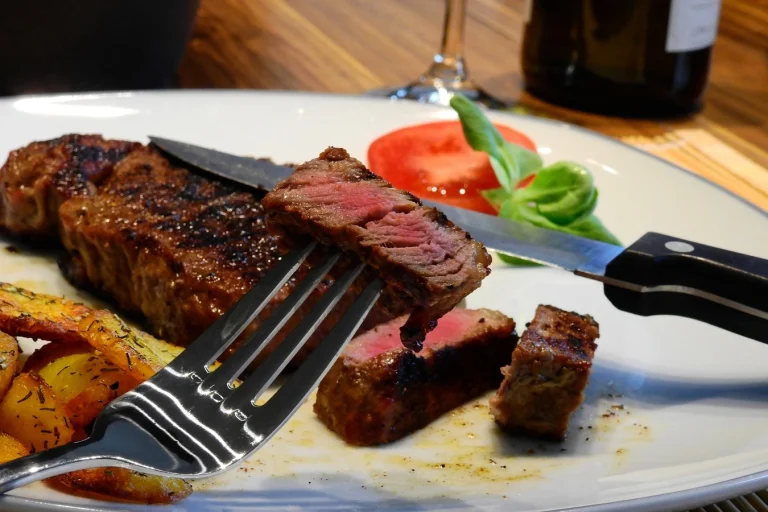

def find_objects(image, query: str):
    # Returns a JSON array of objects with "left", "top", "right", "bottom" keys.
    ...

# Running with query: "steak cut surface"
[
  {"left": 0, "top": 136, "right": 390, "bottom": 365},
  {"left": 490, "top": 305, "right": 599, "bottom": 441},
  {"left": 262, "top": 147, "right": 493, "bottom": 351},
  {"left": 314, "top": 308, "right": 517, "bottom": 446}
]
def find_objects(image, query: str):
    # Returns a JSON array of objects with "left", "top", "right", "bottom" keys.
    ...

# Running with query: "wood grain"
[{"left": 177, "top": 0, "right": 768, "bottom": 210}]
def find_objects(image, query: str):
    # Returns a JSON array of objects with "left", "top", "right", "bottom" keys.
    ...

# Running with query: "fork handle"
[{"left": 0, "top": 437, "right": 110, "bottom": 493}]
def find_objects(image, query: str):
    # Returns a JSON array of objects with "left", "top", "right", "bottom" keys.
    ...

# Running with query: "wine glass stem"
[{"left": 424, "top": 0, "right": 469, "bottom": 84}]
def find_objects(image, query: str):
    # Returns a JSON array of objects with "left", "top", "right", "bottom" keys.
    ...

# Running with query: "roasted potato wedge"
[
  {"left": 23, "top": 341, "right": 93, "bottom": 374},
  {"left": 0, "top": 372, "right": 74, "bottom": 452},
  {"left": 0, "top": 432, "right": 28, "bottom": 463},
  {"left": 37, "top": 351, "right": 139, "bottom": 428},
  {"left": 0, "top": 283, "right": 182, "bottom": 380},
  {"left": 76, "top": 310, "right": 182, "bottom": 380},
  {"left": 54, "top": 468, "right": 192, "bottom": 505},
  {"left": 0, "top": 332, "right": 19, "bottom": 401}
]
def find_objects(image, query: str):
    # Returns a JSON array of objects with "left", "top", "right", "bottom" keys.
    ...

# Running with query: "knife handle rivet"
[{"left": 665, "top": 241, "right": 694, "bottom": 253}]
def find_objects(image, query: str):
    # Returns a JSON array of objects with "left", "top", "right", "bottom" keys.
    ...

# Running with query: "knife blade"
[
  {"left": 150, "top": 136, "right": 294, "bottom": 191},
  {"left": 149, "top": 135, "right": 768, "bottom": 343}
]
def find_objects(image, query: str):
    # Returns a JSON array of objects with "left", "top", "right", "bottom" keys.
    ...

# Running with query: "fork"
[{"left": 0, "top": 241, "right": 382, "bottom": 492}]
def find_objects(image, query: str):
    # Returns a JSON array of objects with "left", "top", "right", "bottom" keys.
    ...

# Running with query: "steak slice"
[
  {"left": 490, "top": 305, "right": 599, "bottom": 441},
  {"left": 0, "top": 136, "right": 390, "bottom": 365},
  {"left": 314, "top": 308, "right": 517, "bottom": 446},
  {"left": 262, "top": 147, "right": 492, "bottom": 351}
]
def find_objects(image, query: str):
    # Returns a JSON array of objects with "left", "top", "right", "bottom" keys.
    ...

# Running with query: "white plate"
[{"left": 0, "top": 91, "right": 766, "bottom": 512}]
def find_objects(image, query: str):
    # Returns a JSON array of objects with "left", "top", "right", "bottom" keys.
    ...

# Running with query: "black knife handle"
[{"left": 603, "top": 232, "right": 768, "bottom": 343}]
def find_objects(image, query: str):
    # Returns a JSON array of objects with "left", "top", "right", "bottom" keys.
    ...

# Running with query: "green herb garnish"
[{"left": 450, "top": 95, "right": 621, "bottom": 265}]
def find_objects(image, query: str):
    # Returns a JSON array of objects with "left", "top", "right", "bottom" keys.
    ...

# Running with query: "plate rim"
[{"left": 0, "top": 88, "right": 766, "bottom": 512}]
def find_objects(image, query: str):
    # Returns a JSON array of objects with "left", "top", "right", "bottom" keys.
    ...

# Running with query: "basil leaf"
[
  {"left": 564, "top": 214, "right": 622, "bottom": 245},
  {"left": 513, "top": 162, "right": 599, "bottom": 225},
  {"left": 505, "top": 141, "right": 544, "bottom": 180},
  {"left": 496, "top": 197, "right": 621, "bottom": 266},
  {"left": 448, "top": 94, "right": 620, "bottom": 267},
  {"left": 480, "top": 187, "right": 511, "bottom": 211},
  {"left": 497, "top": 253, "right": 544, "bottom": 266},
  {"left": 450, "top": 94, "right": 542, "bottom": 190}
]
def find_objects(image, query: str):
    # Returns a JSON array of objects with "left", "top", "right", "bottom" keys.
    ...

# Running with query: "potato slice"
[
  {"left": 0, "top": 283, "right": 182, "bottom": 381},
  {"left": 75, "top": 311, "right": 182, "bottom": 380},
  {"left": 0, "top": 432, "right": 28, "bottom": 463},
  {"left": 37, "top": 351, "right": 139, "bottom": 428},
  {"left": 23, "top": 342, "right": 93, "bottom": 374},
  {"left": 0, "top": 372, "right": 74, "bottom": 453},
  {"left": 55, "top": 468, "right": 192, "bottom": 505},
  {"left": 0, "top": 333, "right": 19, "bottom": 401}
]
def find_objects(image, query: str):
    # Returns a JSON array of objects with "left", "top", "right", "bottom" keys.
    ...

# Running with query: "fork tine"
[
  {"left": 168, "top": 242, "right": 317, "bottom": 373},
  {"left": 249, "top": 278, "right": 384, "bottom": 432},
  {"left": 224, "top": 261, "right": 367, "bottom": 410},
  {"left": 202, "top": 250, "right": 343, "bottom": 393}
]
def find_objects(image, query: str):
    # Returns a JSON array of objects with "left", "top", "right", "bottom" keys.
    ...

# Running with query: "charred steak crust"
[
  {"left": 0, "top": 134, "right": 139, "bottom": 238},
  {"left": 490, "top": 305, "right": 599, "bottom": 441},
  {"left": 0, "top": 136, "right": 390, "bottom": 365},
  {"left": 314, "top": 308, "right": 517, "bottom": 446},
  {"left": 262, "top": 147, "right": 492, "bottom": 351}
]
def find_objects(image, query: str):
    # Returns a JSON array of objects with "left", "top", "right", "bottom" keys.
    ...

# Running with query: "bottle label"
[{"left": 666, "top": 0, "right": 722, "bottom": 53}]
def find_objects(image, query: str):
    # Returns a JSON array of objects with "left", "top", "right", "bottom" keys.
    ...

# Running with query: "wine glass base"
[{"left": 364, "top": 82, "right": 509, "bottom": 110}]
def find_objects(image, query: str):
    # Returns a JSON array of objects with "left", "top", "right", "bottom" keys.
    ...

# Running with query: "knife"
[{"left": 149, "top": 136, "right": 768, "bottom": 343}]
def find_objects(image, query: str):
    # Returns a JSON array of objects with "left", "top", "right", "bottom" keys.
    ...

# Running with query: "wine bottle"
[{"left": 521, "top": 0, "right": 722, "bottom": 117}]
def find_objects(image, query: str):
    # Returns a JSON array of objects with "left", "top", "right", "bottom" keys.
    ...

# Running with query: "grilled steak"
[
  {"left": 490, "top": 305, "right": 599, "bottom": 440},
  {"left": 314, "top": 308, "right": 517, "bottom": 446},
  {"left": 262, "top": 147, "right": 492, "bottom": 351},
  {"left": 0, "top": 135, "right": 139, "bottom": 238},
  {"left": 0, "top": 136, "right": 389, "bottom": 364}
]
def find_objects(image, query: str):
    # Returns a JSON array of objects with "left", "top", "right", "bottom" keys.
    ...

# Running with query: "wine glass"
[{"left": 367, "top": 0, "right": 506, "bottom": 108}]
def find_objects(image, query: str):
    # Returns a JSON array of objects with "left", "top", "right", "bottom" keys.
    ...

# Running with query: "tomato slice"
[{"left": 367, "top": 121, "right": 537, "bottom": 215}]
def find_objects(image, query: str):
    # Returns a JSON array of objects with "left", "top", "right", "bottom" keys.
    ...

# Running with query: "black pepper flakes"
[
  {"left": 37, "top": 386, "right": 45, "bottom": 404},
  {"left": 126, "top": 353, "right": 133, "bottom": 370},
  {"left": 16, "top": 391, "right": 32, "bottom": 403}
]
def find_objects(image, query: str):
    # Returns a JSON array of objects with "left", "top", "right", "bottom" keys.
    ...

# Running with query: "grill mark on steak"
[
  {"left": 314, "top": 308, "right": 517, "bottom": 446},
  {"left": 0, "top": 136, "right": 391, "bottom": 366},
  {"left": 262, "top": 147, "right": 492, "bottom": 351},
  {"left": 490, "top": 305, "right": 599, "bottom": 441}
]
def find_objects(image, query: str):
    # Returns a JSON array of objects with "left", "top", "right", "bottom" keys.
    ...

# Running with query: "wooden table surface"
[{"left": 178, "top": 0, "right": 768, "bottom": 211}]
